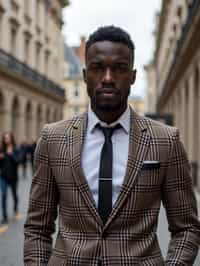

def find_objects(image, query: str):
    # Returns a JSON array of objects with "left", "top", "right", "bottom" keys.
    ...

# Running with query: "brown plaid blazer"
[{"left": 24, "top": 109, "right": 200, "bottom": 265}]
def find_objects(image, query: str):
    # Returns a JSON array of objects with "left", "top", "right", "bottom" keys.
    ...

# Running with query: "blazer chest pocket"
[
  {"left": 138, "top": 161, "right": 163, "bottom": 187},
  {"left": 141, "top": 161, "right": 160, "bottom": 170}
]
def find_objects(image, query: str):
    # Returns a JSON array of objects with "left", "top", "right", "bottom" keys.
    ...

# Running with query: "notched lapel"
[{"left": 67, "top": 114, "right": 103, "bottom": 226}]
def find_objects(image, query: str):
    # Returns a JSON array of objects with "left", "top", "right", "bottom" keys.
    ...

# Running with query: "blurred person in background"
[
  {"left": 26, "top": 139, "right": 37, "bottom": 174},
  {"left": 0, "top": 132, "right": 21, "bottom": 224},
  {"left": 19, "top": 139, "right": 29, "bottom": 179},
  {"left": 29, "top": 139, "right": 37, "bottom": 167}
]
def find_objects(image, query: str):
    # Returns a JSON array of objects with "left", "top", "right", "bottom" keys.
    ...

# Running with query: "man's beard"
[
  {"left": 88, "top": 86, "right": 130, "bottom": 112},
  {"left": 91, "top": 92, "right": 122, "bottom": 112},
  {"left": 95, "top": 100, "right": 122, "bottom": 112}
]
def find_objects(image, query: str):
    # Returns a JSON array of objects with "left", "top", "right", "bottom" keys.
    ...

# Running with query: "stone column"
[
  {"left": 187, "top": 74, "right": 195, "bottom": 161},
  {"left": 30, "top": 101, "right": 38, "bottom": 141},
  {"left": 49, "top": 108, "right": 54, "bottom": 123},
  {"left": 180, "top": 84, "right": 186, "bottom": 146},
  {"left": 1, "top": 14, "right": 10, "bottom": 53},
  {"left": 197, "top": 63, "right": 200, "bottom": 191},
  {"left": 17, "top": 96, "right": 27, "bottom": 144},
  {"left": 173, "top": 90, "right": 180, "bottom": 129},
  {"left": 40, "top": 103, "right": 47, "bottom": 131},
  {"left": 58, "top": 107, "right": 63, "bottom": 120},
  {"left": 185, "top": 84, "right": 189, "bottom": 152},
  {"left": 170, "top": 97, "right": 175, "bottom": 123}
]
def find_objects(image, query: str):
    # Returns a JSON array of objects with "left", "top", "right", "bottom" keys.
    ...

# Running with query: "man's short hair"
[{"left": 85, "top": 25, "right": 135, "bottom": 65}]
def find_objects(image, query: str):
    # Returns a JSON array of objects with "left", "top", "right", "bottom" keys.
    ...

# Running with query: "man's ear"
[
  {"left": 131, "top": 69, "right": 137, "bottom": 85},
  {"left": 83, "top": 68, "right": 87, "bottom": 83}
]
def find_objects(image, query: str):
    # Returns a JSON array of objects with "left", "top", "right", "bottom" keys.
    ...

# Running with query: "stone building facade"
[
  {"left": 63, "top": 39, "right": 88, "bottom": 120},
  {"left": 144, "top": 62, "right": 157, "bottom": 114},
  {"left": 148, "top": 0, "right": 200, "bottom": 189},
  {"left": 0, "top": 0, "right": 65, "bottom": 143}
]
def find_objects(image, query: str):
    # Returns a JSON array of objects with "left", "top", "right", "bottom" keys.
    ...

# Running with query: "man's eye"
[
  {"left": 89, "top": 65, "right": 104, "bottom": 72},
  {"left": 113, "top": 65, "right": 129, "bottom": 72}
]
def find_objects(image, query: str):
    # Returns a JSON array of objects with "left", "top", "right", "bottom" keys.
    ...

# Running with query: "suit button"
[{"left": 102, "top": 231, "right": 108, "bottom": 238}]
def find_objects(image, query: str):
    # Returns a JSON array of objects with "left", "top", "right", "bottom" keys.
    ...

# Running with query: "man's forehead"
[{"left": 87, "top": 41, "right": 131, "bottom": 60}]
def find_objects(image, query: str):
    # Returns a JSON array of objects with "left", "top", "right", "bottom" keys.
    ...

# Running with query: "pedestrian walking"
[
  {"left": 19, "top": 139, "right": 28, "bottom": 179},
  {"left": 0, "top": 132, "right": 21, "bottom": 224},
  {"left": 24, "top": 25, "right": 200, "bottom": 265},
  {"left": 26, "top": 140, "right": 36, "bottom": 166}
]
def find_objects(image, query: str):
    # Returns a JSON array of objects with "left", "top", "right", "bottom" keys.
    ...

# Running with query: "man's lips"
[
  {"left": 96, "top": 88, "right": 119, "bottom": 95},
  {"left": 98, "top": 92, "right": 117, "bottom": 98}
]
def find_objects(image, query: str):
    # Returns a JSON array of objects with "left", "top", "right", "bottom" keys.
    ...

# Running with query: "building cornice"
[{"left": 0, "top": 48, "right": 65, "bottom": 103}]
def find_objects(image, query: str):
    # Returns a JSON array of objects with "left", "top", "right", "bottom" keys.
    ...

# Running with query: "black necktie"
[{"left": 96, "top": 123, "right": 121, "bottom": 224}]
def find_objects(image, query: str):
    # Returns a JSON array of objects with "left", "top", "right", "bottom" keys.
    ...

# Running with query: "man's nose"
[{"left": 102, "top": 68, "right": 114, "bottom": 83}]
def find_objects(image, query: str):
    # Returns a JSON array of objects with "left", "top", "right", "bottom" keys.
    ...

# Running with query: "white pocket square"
[
  {"left": 142, "top": 161, "right": 160, "bottom": 170},
  {"left": 143, "top": 160, "right": 160, "bottom": 164}
]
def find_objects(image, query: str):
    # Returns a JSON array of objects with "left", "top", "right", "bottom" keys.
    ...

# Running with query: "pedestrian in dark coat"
[
  {"left": 19, "top": 140, "right": 28, "bottom": 178},
  {"left": 0, "top": 132, "right": 21, "bottom": 224}
]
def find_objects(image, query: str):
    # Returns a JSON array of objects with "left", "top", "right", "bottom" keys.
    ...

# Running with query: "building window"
[
  {"left": 35, "top": 42, "right": 41, "bottom": 71},
  {"left": 45, "top": 50, "right": 50, "bottom": 76},
  {"left": 172, "top": 24, "right": 177, "bottom": 33},
  {"left": 177, "top": 6, "right": 182, "bottom": 18},
  {"left": 73, "top": 82, "right": 79, "bottom": 97},
  {"left": 10, "top": 0, "right": 19, "bottom": 13},
  {"left": 24, "top": 33, "right": 31, "bottom": 64},
  {"left": 10, "top": 25, "right": 18, "bottom": 56}
]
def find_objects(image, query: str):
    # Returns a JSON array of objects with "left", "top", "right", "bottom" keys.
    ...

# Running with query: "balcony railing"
[{"left": 0, "top": 48, "right": 65, "bottom": 98}]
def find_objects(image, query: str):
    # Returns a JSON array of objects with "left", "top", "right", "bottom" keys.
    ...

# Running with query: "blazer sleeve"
[
  {"left": 24, "top": 125, "right": 59, "bottom": 265},
  {"left": 162, "top": 128, "right": 200, "bottom": 265}
]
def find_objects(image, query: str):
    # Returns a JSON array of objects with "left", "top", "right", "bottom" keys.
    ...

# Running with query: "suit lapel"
[
  {"left": 104, "top": 110, "right": 151, "bottom": 229},
  {"left": 67, "top": 113, "right": 103, "bottom": 227}
]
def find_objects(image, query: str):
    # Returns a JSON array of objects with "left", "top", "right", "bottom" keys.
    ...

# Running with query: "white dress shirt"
[{"left": 81, "top": 105, "right": 130, "bottom": 207}]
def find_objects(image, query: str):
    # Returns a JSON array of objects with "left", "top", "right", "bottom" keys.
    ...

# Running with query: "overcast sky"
[{"left": 62, "top": 0, "right": 161, "bottom": 98}]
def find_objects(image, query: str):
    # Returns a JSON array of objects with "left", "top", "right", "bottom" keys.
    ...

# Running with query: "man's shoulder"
[
  {"left": 41, "top": 113, "right": 86, "bottom": 137},
  {"left": 138, "top": 114, "right": 179, "bottom": 140}
]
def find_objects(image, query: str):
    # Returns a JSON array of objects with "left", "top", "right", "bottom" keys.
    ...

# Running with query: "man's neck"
[{"left": 91, "top": 106, "right": 127, "bottom": 124}]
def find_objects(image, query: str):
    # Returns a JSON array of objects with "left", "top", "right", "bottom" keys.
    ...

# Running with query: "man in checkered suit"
[{"left": 24, "top": 26, "right": 200, "bottom": 265}]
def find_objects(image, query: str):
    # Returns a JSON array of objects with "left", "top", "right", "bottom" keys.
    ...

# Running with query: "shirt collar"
[{"left": 87, "top": 104, "right": 130, "bottom": 134}]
